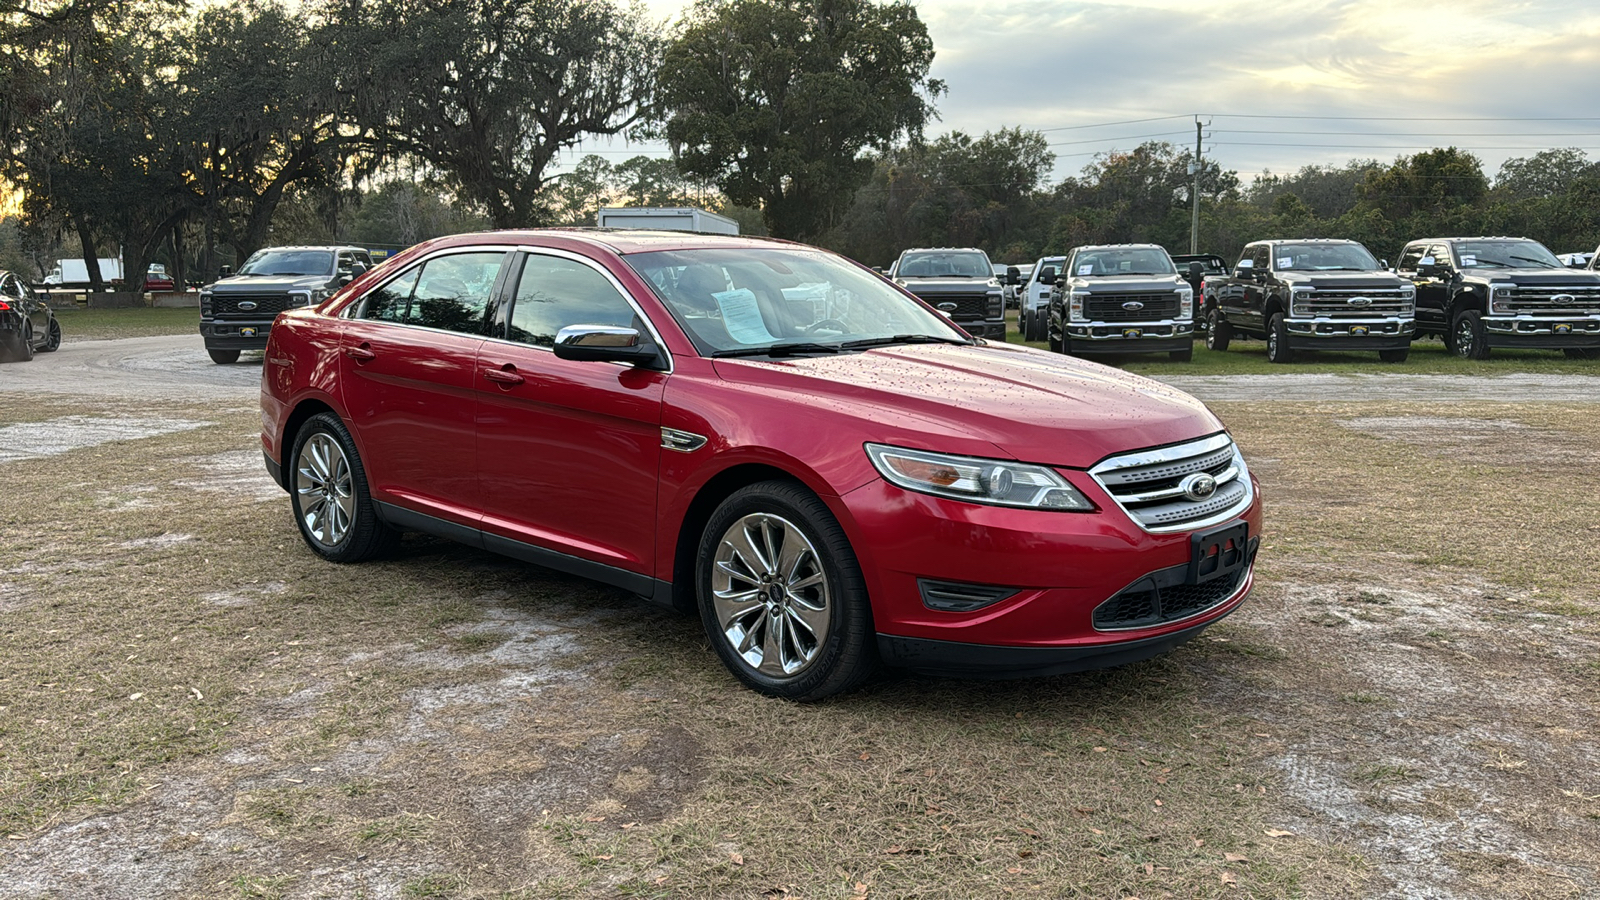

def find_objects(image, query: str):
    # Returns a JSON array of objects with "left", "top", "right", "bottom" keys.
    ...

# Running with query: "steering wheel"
[{"left": 805, "top": 318, "right": 850, "bottom": 335}]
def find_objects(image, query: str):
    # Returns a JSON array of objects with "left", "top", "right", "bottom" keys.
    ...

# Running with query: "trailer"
[
  {"left": 43, "top": 257, "right": 125, "bottom": 287},
  {"left": 596, "top": 206, "right": 739, "bottom": 235}
]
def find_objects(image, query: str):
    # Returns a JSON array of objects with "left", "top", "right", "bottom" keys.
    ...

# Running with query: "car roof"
[
  {"left": 422, "top": 228, "right": 798, "bottom": 256},
  {"left": 252, "top": 245, "right": 373, "bottom": 254},
  {"left": 1406, "top": 236, "right": 1538, "bottom": 244},
  {"left": 1072, "top": 243, "right": 1166, "bottom": 252},
  {"left": 1247, "top": 239, "right": 1362, "bottom": 246}
]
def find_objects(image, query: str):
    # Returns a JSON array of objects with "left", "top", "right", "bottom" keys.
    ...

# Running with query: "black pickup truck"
[
  {"left": 888, "top": 247, "right": 1007, "bottom": 339},
  {"left": 1395, "top": 237, "right": 1600, "bottom": 359},
  {"left": 200, "top": 245, "right": 373, "bottom": 364},
  {"left": 1206, "top": 239, "right": 1414, "bottom": 363}
]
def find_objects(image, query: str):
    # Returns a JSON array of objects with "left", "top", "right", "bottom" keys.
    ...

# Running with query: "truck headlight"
[
  {"left": 866, "top": 444, "right": 1094, "bottom": 511},
  {"left": 1177, "top": 286, "right": 1193, "bottom": 319},
  {"left": 987, "top": 290, "right": 1003, "bottom": 317},
  {"left": 200, "top": 291, "right": 212, "bottom": 316},
  {"left": 1490, "top": 284, "right": 1513, "bottom": 315},
  {"left": 1291, "top": 287, "right": 1315, "bottom": 317},
  {"left": 1068, "top": 289, "right": 1088, "bottom": 321},
  {"left": 1399, "top": 285, "right": 1416, "bottom": 314}
]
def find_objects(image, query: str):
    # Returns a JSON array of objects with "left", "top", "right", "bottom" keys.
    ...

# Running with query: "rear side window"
[
  {"left": 506, "top": 254, "right": 639, "bottom": 347},
  {"left": 357, "top": 251, "right": 504, "bottom": 335}
]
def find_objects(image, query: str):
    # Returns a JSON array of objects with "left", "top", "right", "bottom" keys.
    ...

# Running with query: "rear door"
[
  {"left": 339, "top": 247, "right": 512, "bottom": 528},
  {"left": 474, "top": 248, "right": 669, "bottom": 581}
]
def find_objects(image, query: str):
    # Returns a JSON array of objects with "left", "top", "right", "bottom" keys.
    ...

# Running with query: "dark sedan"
[{"left": 0, "top": 270, "right": 61, "bottom": 362}]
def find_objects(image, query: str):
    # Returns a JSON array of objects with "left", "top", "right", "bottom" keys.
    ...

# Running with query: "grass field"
[
  {"left": 2, "top": 389, "right": 1598, "bottom": 897},
  {"left": 54, "top": 306, "right": 197, "bottom": 342}
]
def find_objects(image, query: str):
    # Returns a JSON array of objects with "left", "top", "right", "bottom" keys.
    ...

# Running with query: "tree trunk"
[{"left": 75, "top": 218, "right": 105, "bottom": 291}]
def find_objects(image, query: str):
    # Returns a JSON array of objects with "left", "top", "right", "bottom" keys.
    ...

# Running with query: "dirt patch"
[
  {"left": 0, "top": 415, "right": 210, "bottom": 463},
  {"left": 1338, "top": 415, "right": 1587, "bottom": 467}
]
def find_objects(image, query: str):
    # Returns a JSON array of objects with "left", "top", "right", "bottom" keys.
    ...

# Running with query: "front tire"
[
  {"left": 1451, "top": 308, "right": 1490, "bottom": 360},
  {"left": 1378, "top": 348, "right": 1410, "bottom": 363},
  {"left": 1266, "top": 312, "right": 1295, "bottom": 364},
  {"left": 209, "top": 348, "right": 241, "bottom": 364},
  {"left": 697, "top": 481, "right": 876, "bottom": 700},
  {"left": 288, "top": 412, "right": 400, "bottom": 563},
  {"left": 39, "top": 319, "right": 61, "bottom": 352},
  {"left": 1206, "top": 308, "right": 1231, "bottom": 351}
]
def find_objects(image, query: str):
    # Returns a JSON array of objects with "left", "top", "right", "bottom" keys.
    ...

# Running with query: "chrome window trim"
[{"left": 481, "top": 245, "right": 674, "bottom": 374}]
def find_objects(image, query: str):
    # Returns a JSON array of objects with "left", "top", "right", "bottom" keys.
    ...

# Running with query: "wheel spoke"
[
  {"left": 760, "top": 609, "right": 788, "bottom": 675},
  {"left": 724, "top": 523, "right": 774, "bottom": 577}
]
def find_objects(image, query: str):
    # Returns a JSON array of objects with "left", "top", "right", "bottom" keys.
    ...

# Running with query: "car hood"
[
  {"left": 1068, "top": 274, "right": 1185, "bottom": 292},
  {"left": 1278, "top": 272, "right": 1405, "bottom": 289},
  {"left": 894, "top": 277, "right": 998, "bottom": 295},
  {"left": 1462, "top": 268, "right": 1600, "bottom": 285},
  {"left": 206, "top": 274, "right": 333, "bottom": 293},
  {"left": 712, "top": 342, "right": 1223, "bottom": 469}
]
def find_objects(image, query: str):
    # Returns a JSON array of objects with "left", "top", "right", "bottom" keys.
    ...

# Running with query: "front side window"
[
  {"left": 357, "top": 251, "right": 504, "bottom": 335},
  {"left": 1451, "top": 240, "right": 1562, "bottom": 269},
  {"left": 1397, "top": 245, "right": 1427, "bottom": 272},
  {"left": 626, "top": 247, "right": 967, "bottom": 356},
  {"left": 1273, "top": 243, "right": 1380, "bottom": 272},
  {"left": 237, "top": 249, "right": 335, "bottom": 277},
  {"left": 507, "top": 254, "right": 640, "bottom": 347}
]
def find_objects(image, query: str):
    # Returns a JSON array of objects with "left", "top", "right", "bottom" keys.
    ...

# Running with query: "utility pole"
[{"left": 1190, "top": 118, "right": 1203, "bottom": 254}]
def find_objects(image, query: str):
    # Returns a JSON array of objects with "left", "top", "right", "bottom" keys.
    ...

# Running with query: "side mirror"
[
  {"left": 1233, "top": 266, "right": 1252, "bottom": 280},
  {"left": 1037, "top": 266, "right": 1057, "bottom": 284},
  {"left": 352, "top": 264, "right": 369, "bottom": 277},
  {"left": 1379, "top": 259, "right": 1389, "bottom": 270},
  {"left": 553, "top": 325, "right": 664, "bottom": 370},
  {"left": 1188, "top": 261, "right": 1204, "bottom": 279},
  {"left": 1005, "top": 266, "right": 1021, "bottom": 286},
  {"left": 218, "top": 265, "right": 233, "bottom": 278}
]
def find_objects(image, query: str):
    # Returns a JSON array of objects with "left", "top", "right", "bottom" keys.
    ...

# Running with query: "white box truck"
[
  {"left": 596, "top": 207, "right": 739, "bottom": 235},
  {"left": 43, "top": 257, "right": 125, "bottom": 287}
]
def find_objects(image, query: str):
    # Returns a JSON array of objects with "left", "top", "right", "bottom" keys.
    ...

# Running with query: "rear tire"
[
  {"left": 209, "top": 348, "right": 241, "bottom": 364},
  {"left": 697, "top": 480, "right": 877, "bottom": 701},
  {"left": 1206, "top": 308, "right": 1231, "bottom": 351},
  {"left": 8, "top": 323, "right": 36, "bottom": 362},
  {"left": 1451, "top": 308, "right": 1490, "bottom": 360},
  {"left": 288, "top": 412, "right": 401, "bottom": 563},
  {"left": 1266, "top": 313, "right": 1294, "bottom": 364}
]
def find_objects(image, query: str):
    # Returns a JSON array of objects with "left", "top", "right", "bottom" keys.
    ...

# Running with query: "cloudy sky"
[{"left": 574, "top": 0, "right": 1600, "bottom": 184}]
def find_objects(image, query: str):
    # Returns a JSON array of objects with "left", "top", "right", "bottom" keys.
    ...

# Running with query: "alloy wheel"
[
  {"left": 295, "top": 432, "right": 354, "bottom": 547},
  {"left": 711, "top": 512, "right": 832, "bottom": 678}
]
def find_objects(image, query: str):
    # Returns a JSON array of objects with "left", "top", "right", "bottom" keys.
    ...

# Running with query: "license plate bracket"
[{"left": 1188, "top": 521, "right": 1249, "bottom": 586}]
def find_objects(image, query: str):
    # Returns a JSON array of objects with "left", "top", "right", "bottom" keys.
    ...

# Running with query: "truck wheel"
[
  {"left": 697, "top": 480, "right": 877, "bottom": 700},
  {"left": 1451, "top": 309, "right": 1490, "bottom": 360},
  {"left": 1378, "top": 348, "right": 1409, "bottom": 363},
  {"left": 1564, "top": 347, "right": 1600, "bottom": 360},
  {"left": 1047, "top": 322, "right": 1063, "bottom": 353},
  {"left": 1169, "top": 346, "right": 1193, "bottom": 362},
  {"left": 1206, "top": 308, "right": 1231, "bottom": 351},
  {"left": 209, "top": 348, "right": 242, "bottom": 364},
  {"left": 1025, "top": 312, "right": 1044, "bottom": 342},
  {"left": 1266, "top": 313, "right": 1294, "bottom": 363}
]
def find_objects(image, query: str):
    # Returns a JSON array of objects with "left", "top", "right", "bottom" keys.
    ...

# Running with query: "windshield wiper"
[
  {"left": 711, "top": 342, "right": 842, "bottom": 358},
  {"left": 1510, "top": 255, "right": 1559, "bottom": 268},
  {"left": 840, "top": 334, "right": 971, "bottom": 349}
]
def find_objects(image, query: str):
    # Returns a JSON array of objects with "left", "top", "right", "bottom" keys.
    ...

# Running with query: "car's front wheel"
[
  {"left": 39, "top": 319, "right": 61, "bottom": 352},
  {"left": 288, "top": 412, "right": 400, "bottom": 563},
  {"left": 697, "top": 481, "right": 876, "bottom": 700}
]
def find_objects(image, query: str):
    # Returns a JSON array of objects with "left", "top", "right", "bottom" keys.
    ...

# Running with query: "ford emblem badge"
[
  {"left": 1553, "top": 294, "right": 1576, "bottom": 304},
  {"left": 1121, "top": 301, "right": 1144, "bottom": 311},
  {"left": 1347, "top": 297, "right": 1373, "bottom": 307},
  {"left": 237, "top": 301, "right": 258, "bottom": 311},
  {"left": 937, "top": 302, "right": 959, "bottom": 312}
]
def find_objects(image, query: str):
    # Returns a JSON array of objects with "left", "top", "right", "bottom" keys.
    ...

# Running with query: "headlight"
[
  {"left": 1399, "top": 285, "right": 1416, "bottom": 314},
  {"left": 1177, "top": 286, "right": 1193, "bottom": 319},
  {"left": 1490, "top": 284, "right": 1513, "bottom": 315},
  {"left": 1067, "top": 289, "right": 1089, "bottom": 321},
  {"left": 200, "top": 291, "right": 212, "bottom": 316},
  {"left": 1291, "top": 287, "right": 1315, "bottom": 316},
  {"left": 865, "top": 444, "right": 1095, "bottom": 511}
]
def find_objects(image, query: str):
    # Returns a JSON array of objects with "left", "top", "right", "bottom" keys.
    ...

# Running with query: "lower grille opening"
[{"left": 1092, "top": 538, "right": 1258, "bottom": 630}]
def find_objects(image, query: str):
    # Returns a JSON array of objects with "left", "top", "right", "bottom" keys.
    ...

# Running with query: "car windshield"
[
  {"left": 897, "top": 251, "right": 991, "bottom": 278},
  {"left": 1273, "top": 243, "right": 1380, "bottom": 271},
  {"left": 1452, "top": 240, "right": 1562, "bottom": 269},
  {"left": 1072, "top": 248, "right": 1175, "bottom": 277},
  {"left": 625, "top": 247, "right": 969, "bottom": 357},
  {"left": 238, "top": 249, "right": 335, "bottom": 277}
]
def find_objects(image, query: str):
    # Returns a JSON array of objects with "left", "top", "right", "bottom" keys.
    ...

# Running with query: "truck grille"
[
  {"left": 911, "top": 292, "right": 990, "bottom": 319},
  {"left": 213, "top": 292, "right": 295, "bottom": 318},
  {"left": 1089, "top": 434, "right": 1252, "bottom": 533},
  {"left": 1504, "top": 285, "right": 1600, "bottom": 314},
  {"left": 1293, "top": 288, "right": 1413, "bottom": 317},
  {"left": 1085, "top": 292, "right": 1181, "bottom": 321}
]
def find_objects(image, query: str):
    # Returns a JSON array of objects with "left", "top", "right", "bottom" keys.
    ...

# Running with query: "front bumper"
[
  {"left": 834, "top": 472, "right": 1263, "bottom": 675},
  {"left": 955, "top": 318, "right": 1006, "bottom": 340},
  {"left": 201, "top": 319, "right": 273, "bottom": 350},
  {"left": 1064, "top": 320, "right": 1194, "bottom": 354},
  {"left": 1285, "top": 316, "right": 1412, "bottom": 351},
  {"left": 1484, "top": 315, "right": 1600, "bottom": 348}
]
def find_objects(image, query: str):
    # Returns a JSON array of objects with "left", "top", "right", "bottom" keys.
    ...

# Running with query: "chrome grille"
[
  {"left": 212, "top": 292, "right": 294, "bottom": 318},
  {"left": 1086, "top": 292, "right": 1181, "bottom": 321},
  {"left": 1504, "top": 285, "right": 1600, "bottom": 314},
  {"left": 1089, "top": 433, "right": 1252, "bottom": 533},
  {"left": 1294, "top": 288, "right": 1413, "bottom": 317}
]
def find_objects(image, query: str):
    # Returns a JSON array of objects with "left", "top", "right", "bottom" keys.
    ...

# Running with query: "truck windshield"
[
  {"left": 897, "top": 251, "right": 992, "bottom": 278},
  {"left": 1274, "top": 244, "right": 1380, "bottom": 271},
  {"left": 1451, "top": 240, "right": 1562, "bottom": 269},
  {"left": 626, "top": 247, "right": 969, "bottom": 357},
  {"left": 1073, "top": 248, "right": 1175, "bottom": 276},
  {"left": 238, "top": 250, "right": 335, "bottom": 277}
]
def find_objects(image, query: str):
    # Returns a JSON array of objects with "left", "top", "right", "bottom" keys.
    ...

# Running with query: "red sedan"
[{"left": 260, "top": 230, "right": 1261, "bottom": 699}]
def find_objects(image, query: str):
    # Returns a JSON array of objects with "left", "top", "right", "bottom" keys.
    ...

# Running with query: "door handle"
[
  {"left": 483, "top": 366, "right": 524, "bottom": 386},
  {"left": 346, "top": 344, "right": 376, "bottom": 362}
]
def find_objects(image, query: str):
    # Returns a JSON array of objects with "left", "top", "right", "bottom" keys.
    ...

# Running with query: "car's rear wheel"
[
  {"left": 39, "top": 319, "right": 61, "bottom": 352},
  {"left": 5, "top": 323, "right": 36, "bottom": 362},
  {"left": 1206, "top": 308, "right": 1231, "bottom": 351},
  {"left": 697, "top": 481, "right": 876, "bottom": 700},
  {"left": 1266, "top": 313, "right": 1294, "bottom": 363},
  {"left": 289, "top": 412, "right": 399, "bottom": 563},
  {"left": 209, "top": 348, "right": 241, "bottom": 364}
]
